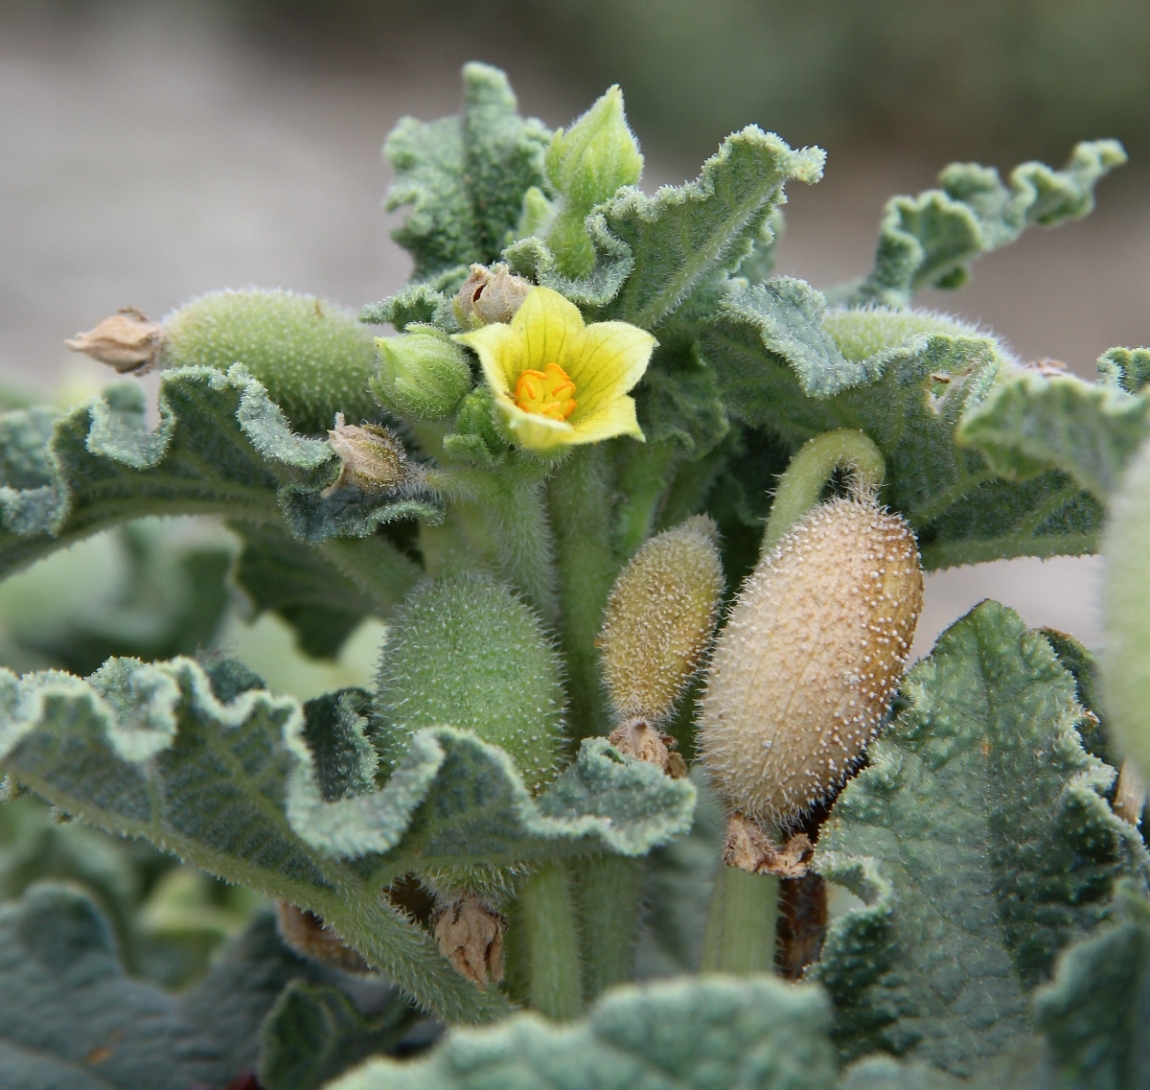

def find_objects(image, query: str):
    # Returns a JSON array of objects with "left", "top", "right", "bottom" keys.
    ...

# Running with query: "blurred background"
[{"left": 2, "top": 0, "right": 1148, "bottom": 673}]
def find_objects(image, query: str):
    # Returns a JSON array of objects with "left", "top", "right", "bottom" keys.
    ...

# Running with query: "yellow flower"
[{"left": 453, "top": 286, "right": 657, "bottom": 452}]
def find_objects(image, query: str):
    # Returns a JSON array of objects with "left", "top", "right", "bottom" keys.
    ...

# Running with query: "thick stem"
[
  {"left": 521, "top": 862, "right": 584, "bottom": 1020},
  {"left": 615, "top": 440, "right": 678, "bottom": 558},
  {"left": 547, "top": 446, "right": 618, "bottom": 740},
  {"left": 761, "top": 429, "right": 886, "bottom": 557},
  {"left": 576, "top": 855, "right": 644, "bottom": 1001},
  {"left": 318, "top": 534, "right": 422, "bottom": 615},
  {"left": 699, "top": 864, "right": 779, "bottom": 974}
]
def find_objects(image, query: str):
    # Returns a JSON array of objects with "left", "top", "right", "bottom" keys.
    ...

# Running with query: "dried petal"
[
  {"left": 65, "top": 307, "right": 165, "bottom": 373},
  {"left": 433, "top": 894, "right": 506, "bottom": 989}
]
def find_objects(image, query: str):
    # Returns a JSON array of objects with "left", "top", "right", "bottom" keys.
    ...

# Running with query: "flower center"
[{"left": 514, "top": 362, "right": 577, "bottom": 422}]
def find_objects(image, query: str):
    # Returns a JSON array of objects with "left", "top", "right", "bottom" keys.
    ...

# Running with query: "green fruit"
[
  {"left": 374, "top": 572, "right": 567, "bottom": 793},
  {"left": 372, "top": 327, "right": 472, "bottom": 420},
  {"left": 162, "top": 289, "right": 378, "bottom": 434}
]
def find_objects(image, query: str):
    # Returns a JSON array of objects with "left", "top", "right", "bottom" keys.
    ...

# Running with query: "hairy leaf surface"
[
  {"left": 328, "top": 975, "right": 836, "bottom": 1090},
  {"left": 384, "top": 63, "right": 550, "bottom": 282},
  {"left": 0, "top": 655, "right": 693, "bottom": 1021},
  {"left": 844, "top": 141, "right": 1126, "bottom": 307},
  {"left": 813, "top": 601, "right": 1149, "bottom": 1075}
]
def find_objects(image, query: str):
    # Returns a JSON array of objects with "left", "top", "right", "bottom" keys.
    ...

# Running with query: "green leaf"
[
  {"left": 327, "top": 974, "right": 837, "bottom": 1090},
  {"left": 385, "top": 63, "right": 551, "bottom": 281},
  {"left": 1097, "top": 347, "right": 1150, "bottom": 395},
  {"left": 700, "top": 299, "right": 1103, "bottom": 568},
  {"left": 1032, "top": 880, "right": 1150, "bottom": 1090},
  {"left": 602, "top": 128, "right": 824, "bottom": 329},
  {"left": 958, "top": 371, "right": 1150, "bottom": 499},
  {"left": 845, "top": 141, "right": 1126, "bottom": 307},
  {"left": 812, "top": 600, "right": 1149, "bottom": 1076},
  {"left": 0, "top": 367, "right": 438, "bottom": 593},
  {"left": 232, "top": 524, "right": 420, "bottom": 659},
  {"left": 0, "top": 882, "right": 235, "bottom": 1090},
  {"left": 259, "top": 981, "right": 430, "bottom": 1090},
  {"left": 0, "top": 654, "right": 694, "bottom": 1022}
]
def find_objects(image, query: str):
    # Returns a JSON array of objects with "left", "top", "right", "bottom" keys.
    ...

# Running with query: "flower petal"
[
  {"left": 570, "top": 393, "right": 645, "bottom": 445},
  {"left": 454, "top": 321, "right": 522, "bottom": 397},
  {"left": 566, "top": 322, "right": 657, "bottom": 420},
  {"left": 512, "top": 287, "right": 586, "bottom": 371},
  {"left": 498, "top": 398, "right": 576, "bottom": 452}
]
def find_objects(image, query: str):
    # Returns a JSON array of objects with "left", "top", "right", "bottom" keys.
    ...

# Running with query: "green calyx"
[{"left": 372, "top": 327, "right": 473, "bottom": 420}]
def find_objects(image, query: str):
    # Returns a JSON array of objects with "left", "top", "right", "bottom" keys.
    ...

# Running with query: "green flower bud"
[
  {"left": 543, "top": 85, "right": 643, "bottom": 278},
  {"left": 453, "top": 387, "right": 510, "bottom": 457},
  {"left": 598, "top": 516, "right": 724, "bottom": 725},
  {"left": 372, "top": 327, "right": 472, "bottom": 421},
  {"left": 699, "top": 496, "right": 923, "bottom": 829},
  {"left": 323, "top": 414, "right": 423, "bottom": 497},
  {"left": 374, "top": 571, "right": 567, "bottom": 794},
  {"left": 453, "top": 264, "right": 533, "bottom": 329},
  {"left": 164, "top": 290, "right": 378, "bottom": 434}
]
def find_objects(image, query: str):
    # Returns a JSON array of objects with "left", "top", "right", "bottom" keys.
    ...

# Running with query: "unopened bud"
[
  {"left": 453, "top": 264, "right": 533, "bottom": 329},
  {"left": 65, "top": 307, "right": 165, "bottom": 374},
  {"left": 699, "top": 496, "right": 923, "bottom": 828},
  {"left": 598, "top": 516, "right": 724, "bottom": 724},
  {"left": 453, "top": 387, "right": 509, "bottom": 457},
  {"left": 372, "top": 327, "right": 472, "bottom": 420},
  {"left": 324, "top": 413, "right": 420, "bottom": 497},
  {"left": 275, "top": 901, "right": 370, "bottom": 974},
  {"left": 433, "top": 893, "right": 507, "bottom": 989}
]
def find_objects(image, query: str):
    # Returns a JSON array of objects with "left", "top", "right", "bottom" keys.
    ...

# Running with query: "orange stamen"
[{"left": 514, "top": 362, "right": 577, "bottom": 422}]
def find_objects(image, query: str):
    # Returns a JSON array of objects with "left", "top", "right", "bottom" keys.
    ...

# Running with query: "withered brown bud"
[
  {"left": 1115, "top": 758, "right": 1146, "bottom": 826},
  {"left": 723, "top": 813, "right": 813, "bottom": 878},
  {"left": 433, "top": 893, "right": 506, "bottom": 989},
  {"left": 275, "top": 901, "right": 371, "bottom": 974},
  {"left": 607, "top": 718, "right": 687, "bottom": 779},
  {"left": 453, "top": 263, "right": 533, "bottom": 329},
  {"left": 323, "top": 413, "right": 422, "bottom": 497},
  {"left": 65, "top": 307, "right": 165, "bottom": 374}
]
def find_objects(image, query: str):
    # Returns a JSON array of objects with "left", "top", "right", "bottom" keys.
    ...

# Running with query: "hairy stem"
[
  {"left": 547, "top": 446, "right": 617, "bottom": 740},
  {"left": 575, "top": 855, "right": 645, "bottom": 1001},
  {"left": 521, "top": 861, "right": 584, "bottom": 1021},
  {"left": 699, "top": 864, "right": 779, "bottom": 974},
  {"left": 761, "top": 429, "right": 886, "bottom": 557},
  {"left": 615, "top": 440, "right": 679, "bottom": 558}
]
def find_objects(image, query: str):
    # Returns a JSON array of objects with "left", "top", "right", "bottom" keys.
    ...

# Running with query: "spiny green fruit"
[
  {"left": 374, "top": 571, "right": 566, "bottom": 794},
  {"left": 1102, "top": 438, "right": 1150, "bottom": 781},
  {"left": 598, "top": 516, "right": 724, "bottom": 724},
  {"left": 163, "top": 290, "right": 379, "bottom": 434},
  {"left": 699, "top": 496, "right": 923, "bottom": 828}
]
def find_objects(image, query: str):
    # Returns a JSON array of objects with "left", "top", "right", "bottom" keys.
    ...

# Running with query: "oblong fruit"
[
  {"left": 163, "top": 289, "right": 379, "bottom": 434},
  {"left": 698, "top": 497, "right": 923, "bottom": 827},
  {"left": 598, "top": 515, "right": 724, "bottom": 724},
  {"left": 374, "top": 571, "right": 566, "bottom": 794}
]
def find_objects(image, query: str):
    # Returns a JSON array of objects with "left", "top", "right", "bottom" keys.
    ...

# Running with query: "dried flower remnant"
[
  {"left": 453, "top": 263, "right": 533, "bottom": 328},
  {"left": 275, "top": 901, "right": 370, "bottom": 974},
  {"left": 607, "top": 719, "right": 687, "bottom": 779},
  {"left": 723, "top": 813, "right": 814, "bottom": 878},
  {"left": 66, "top": 307, "right": 165, "bottom": 374},
  {"left": 433, "top": 894, "right": 507, "bottom": 989},
  {"left": 699, "top": 495, "right": 924, "bottom": 829},
  {"left": 324, "top": 413, "right": 422, "bottom": 497}
]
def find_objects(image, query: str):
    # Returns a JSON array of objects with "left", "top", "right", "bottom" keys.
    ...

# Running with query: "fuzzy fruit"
[
  {"left": 374, "top": 571, "right": 566, "bottom": 794},
  {"left": 698, "top": 496, "right": 923, "bottom": 828},
  {"left": 598, "top": 516, "right": 724, "bottom": 724}
]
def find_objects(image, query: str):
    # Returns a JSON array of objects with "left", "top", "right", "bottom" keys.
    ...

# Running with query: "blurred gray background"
[{"left": 2, "top": 0, "right": 1148, "bottom": 658}]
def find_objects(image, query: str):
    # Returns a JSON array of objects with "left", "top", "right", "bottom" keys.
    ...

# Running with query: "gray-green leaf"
[
  {"left": 328, "top": 975, "right": 837, "bottom": 1090},
  {"left": 0, "top": 655, "right": 693, "bottom": 1022},
  {"left": 812, "top": 600, "right": 1149, "bottom": 1076},
  {"left": 845, "top": 140, "right": 1126, "bottom": 307}
]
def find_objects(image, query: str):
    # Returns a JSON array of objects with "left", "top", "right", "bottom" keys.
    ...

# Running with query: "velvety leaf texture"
[
  {"left": 0, "top": 366, "right": 439, "bottom": 583},
  {"left": 812, "top": 600, "right": 1149, "bottom": 1076},
  {"left": 958, "top": 369, "right": 1150, "bottom": 499},
  {"left": 0, "top": 882, "right": 233, "bottom": 1090},
  {"left": 845, "top": 140, "right": 1126, "bottom": 307},
  {"left": 328, "top": 975, "right": 837, "bottom": 1090},
  {"left": 384, "top": 63, "right": 550, "bottom": 282},
  {"left": 0, "top": 655, "right": 693, "bottom": 1022},
  {"left": 699, "top": 300, "right": 1103, "bottom": 568},
  {"left": 1032, "top": 880, "right": 1150, "bottom": 1090}
]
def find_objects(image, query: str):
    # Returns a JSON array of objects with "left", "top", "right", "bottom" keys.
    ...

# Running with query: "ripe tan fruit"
[
  {"left": 698, "top": 496, "right": 923, "bottom": 828},
  {"left": 598, "top": 516, "right": 725, "bottom": 724}
]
